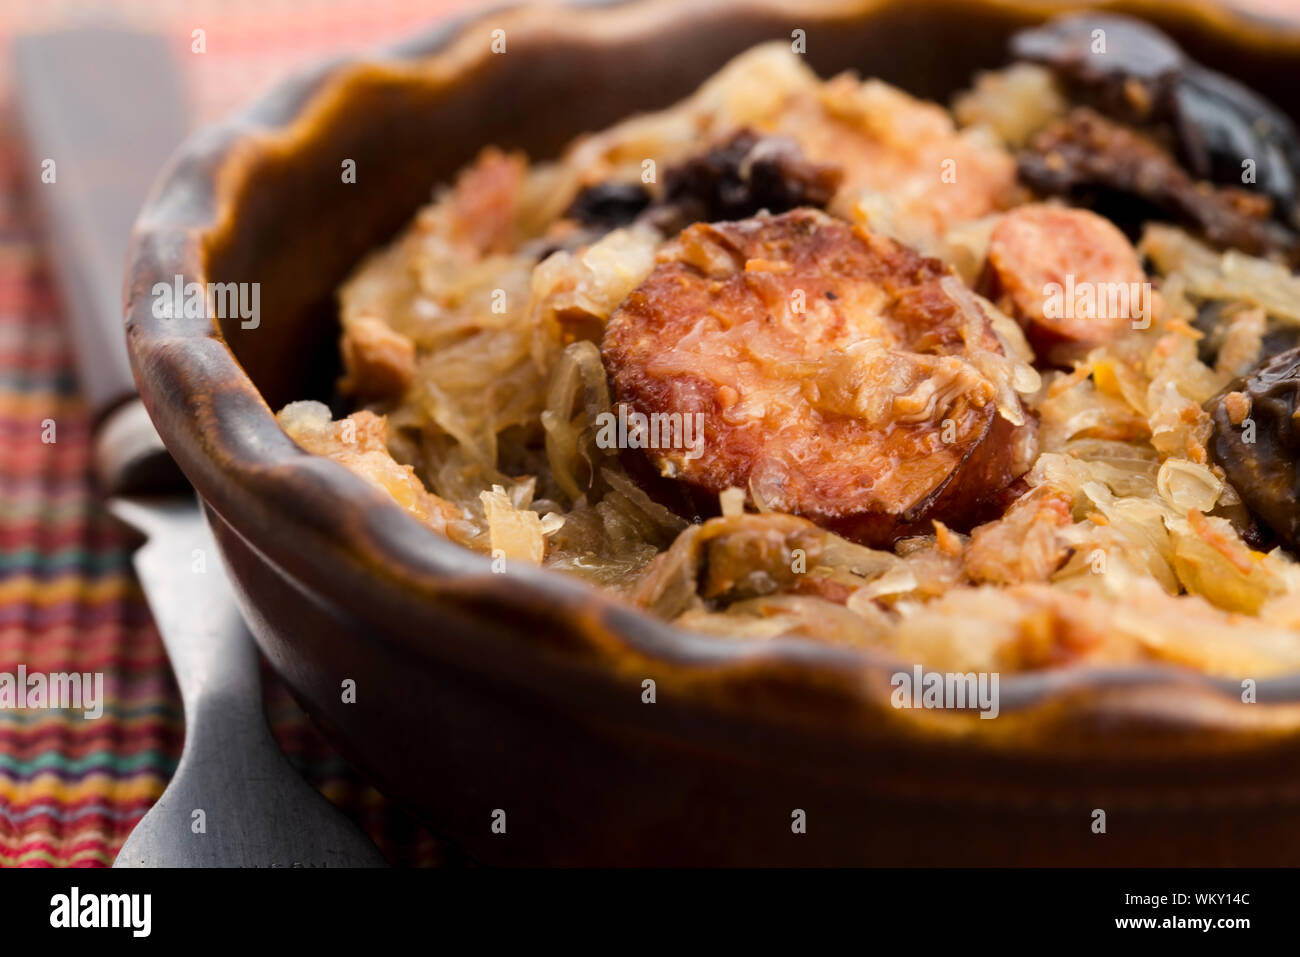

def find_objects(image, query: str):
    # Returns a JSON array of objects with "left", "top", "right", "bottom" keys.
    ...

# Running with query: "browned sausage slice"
[
  {"left": 982, "top": 203, "right": 1149, "bottom": 365},
  {"left": 601, "top": 209, "right": 1036, "bottom": 547}
]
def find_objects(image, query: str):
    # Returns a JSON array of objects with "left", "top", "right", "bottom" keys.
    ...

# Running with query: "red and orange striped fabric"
[{"left": 0, "top": 0, "right": 483, "bottom": 868}]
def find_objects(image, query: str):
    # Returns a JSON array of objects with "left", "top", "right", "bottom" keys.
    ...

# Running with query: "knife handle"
[
  {"left": 14, "top": 28, "right": 191, "bottom": 495},
  {"left": 13, "top": 28, "right": 189, "bottom": 425},
  {"left": 110, "top": 496, "right": 387, "bottom": 868}
]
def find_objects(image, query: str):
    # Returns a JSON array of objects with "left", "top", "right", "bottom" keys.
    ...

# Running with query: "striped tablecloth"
[{"left": 0, "top": 0, "right": 482, "bottom": 868}]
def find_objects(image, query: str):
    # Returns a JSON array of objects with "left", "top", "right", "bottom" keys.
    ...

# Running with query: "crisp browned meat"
[
  {"left": 1018, "top": 107, "right": 1300, "bottom": 264},
  {"left": 601, "top": 209, "right": 1035, "bottom": 547},
  {"left": 339, "top": 314, "right": 416, "bottom": 400},
  {"left": 964, "top": 484, "right": 1074, "bottom": 585},
  {"left": 778, "top": 73, "right": 1023, "bottom": 241},
  {"left": 442, "top": 146, "right": 527, "bottom": 255},
  {"left": 981, "top": 203, "right": 1148, "bottom": 365},
  {"left": 277, "top": 404, "right": 462, "bottom": 533}
]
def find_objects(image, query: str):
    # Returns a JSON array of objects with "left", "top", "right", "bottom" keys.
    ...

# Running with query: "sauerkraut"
[{"left": 275, "top": 42, "right": 1300, "bottom": 679}]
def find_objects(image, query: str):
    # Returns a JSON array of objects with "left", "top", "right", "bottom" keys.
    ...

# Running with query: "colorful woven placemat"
[{"left": 0, "top": 0, "right": 477, "bottom": 868}]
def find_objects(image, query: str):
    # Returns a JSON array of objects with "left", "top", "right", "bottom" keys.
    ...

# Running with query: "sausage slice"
[
  {"left": 982, "top": 203, "right": 1148, "bottom": 365},
  {"left": 601, "top": 209, "right": 1035, "bottom": 546}
]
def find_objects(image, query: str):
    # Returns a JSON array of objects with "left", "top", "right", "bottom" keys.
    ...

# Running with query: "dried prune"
[
  {"left": 563, "top": 181, "right": 653, "bottom": 231},
  {"left": 558, "top": 131, "right": 841, "bottom": 242},
  {"left": 1192, "top": 301, "right": 1300, "bottom": 370},
  {"left": 1206, "top": 345, "right": 1300, "bottom": 553},
  {"left": 1173, "top": 66, "right": 1300, "bottom": 224},
  {"left": 1012, "top": 12, "right": 1300, "bottom": 229},
  {"left": 1019, "top": 108, "right": 1300, "bottom": 262},
  {"left": 650, "top": 129, "right": 843, "bottom": 233},
  {"left": 1011, "top": 13, "right": 1183, "bottom": 126}
]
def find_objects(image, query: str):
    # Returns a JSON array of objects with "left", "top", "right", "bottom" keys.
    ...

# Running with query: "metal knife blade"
[{"left": 14, "top": 27, "right": 385, "bottom": 868}]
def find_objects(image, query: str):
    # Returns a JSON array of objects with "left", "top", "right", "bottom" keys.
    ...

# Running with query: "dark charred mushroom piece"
[
  {"left": 1019, "top": 108, "right": 1300, "bottom": 263},
  {"left": 1206, "top": 345, "right": 1300, "bottom": 553},
  {"left": 650, "top": 128, "right": 843, "bottom": 233},
  {"left": 553, "top": 130, "right": 842, "bottom": 247},
  {"left": 522, "top": 182, "right": 657, "bottom": 259},
  {"left": 1011, "top": 13, "right": 1184, "bottom": 126},
  {"left": 1172, "top": 66, "right": 1300, "bottom": 223},
  {"left": 631, "top": 513, "right": 829, "bottom": 617},
  {"left": 563, "top": 181, "right": 653, "bottom": 231},
  {"left": 1012, "top": 12, "right": 1300, "bottom": 229},
  {"left": 1192, "top": 301, "right": 1300, "bottom": 369},
  {"left": 1192, "top": 301, "right": 1233, "bottom": 366}
]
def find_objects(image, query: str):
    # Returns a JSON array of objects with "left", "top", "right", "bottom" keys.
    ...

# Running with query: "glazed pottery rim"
[{"left": 124, "top": 0, "right": 1300, "bottom": 745}]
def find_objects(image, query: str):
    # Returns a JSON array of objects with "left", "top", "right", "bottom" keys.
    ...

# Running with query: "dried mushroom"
[{"left": 1206, "top": 345, "right": 1300, "bottom": 552}]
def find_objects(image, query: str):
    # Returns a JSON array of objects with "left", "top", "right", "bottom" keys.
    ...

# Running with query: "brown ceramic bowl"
[{"left": 126, "top": 0, "right": 1300, "bottom": 865}]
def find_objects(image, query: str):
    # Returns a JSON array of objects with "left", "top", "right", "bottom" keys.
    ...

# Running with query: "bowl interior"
[{"left": 202, "top": 0, "right": 1300, "bottom": 410}]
